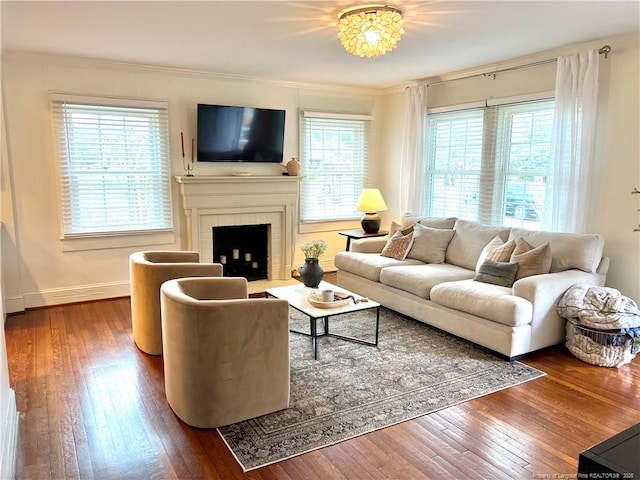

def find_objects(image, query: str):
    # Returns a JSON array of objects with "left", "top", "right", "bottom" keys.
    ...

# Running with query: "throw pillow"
[
  {"left": 389, "top": 221, "right": 414, "bottom": 237},
  {"left": 475, "top": 236, "right": 517, "bottom": 271},
  {"left": 474, "top": 260, "right": 519, "bottom": 288},
  {"left": 510, "top": 237, "right": 552, "bottom": 280},
  {"left": 406, "top": 223, "right": 455, "bottom": 264},
  {"left": 380, "top": 231, "right": 414, "bottom": 260}
]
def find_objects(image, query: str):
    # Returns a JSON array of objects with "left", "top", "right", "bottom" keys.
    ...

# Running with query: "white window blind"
[
  {"left": 425, "top": 109, "right": 485, "bottom": 221},
  {"left": 424, "top": 98, "right": 555, "bottom": 229},
  {"left": 300, "top": 111, "right": 371, "bottom": 222},
  {"left": 493, "top": 101, "right": 553, "bottom": 226},
  {"left": 51, "top": 94, "right": 173, "bottom": 238}
]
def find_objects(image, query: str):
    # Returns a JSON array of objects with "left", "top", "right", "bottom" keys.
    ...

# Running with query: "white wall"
[
  {"left": 0, "top": 55, "right": 382, "bottom": 310},
  {"left": 380, "top": 33, "right": 640, "bottom": 303},
  {"left": 1, "top": 32, "right": 638, "bottom": 310},
  {"left": 1, "top": 77, "right": 19, "bottom": 480}
]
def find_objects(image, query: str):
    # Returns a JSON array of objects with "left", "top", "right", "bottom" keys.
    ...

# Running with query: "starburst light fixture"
[{"left": 337, "top": 4, "right": 404, "bottom": 58}]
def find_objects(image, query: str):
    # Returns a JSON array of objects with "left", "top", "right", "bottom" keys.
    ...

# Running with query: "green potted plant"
[{"left": 299, "top": 239, "right": 328, "bottom": 288}]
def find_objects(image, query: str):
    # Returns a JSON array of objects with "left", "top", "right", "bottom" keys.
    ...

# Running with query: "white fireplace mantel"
[{"left": 174, "top": 175, "right": 301, "bottom": 281}]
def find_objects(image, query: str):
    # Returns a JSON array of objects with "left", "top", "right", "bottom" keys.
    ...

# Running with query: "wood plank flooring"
[{"left": 5, "top": 284, "right": 640, "bottom": 479}]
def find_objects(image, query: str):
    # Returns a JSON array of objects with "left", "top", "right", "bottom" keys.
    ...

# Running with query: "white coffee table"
[{"left": 266, "top": 281, "right": 380, "bottom": 360}]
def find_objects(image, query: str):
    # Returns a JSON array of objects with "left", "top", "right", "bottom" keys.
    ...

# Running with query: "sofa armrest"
[
  {"left": 512, "top": 270, "right": 605, "bottom": 350},
  {"left": 513, "top": 269, "right": 606, "bottom": 305},
  {"left": 351, "top": 236, "right": 388, "bottom": 253},
  {"left": 597, "top": 256, "right": 610, "bottom": 276}
]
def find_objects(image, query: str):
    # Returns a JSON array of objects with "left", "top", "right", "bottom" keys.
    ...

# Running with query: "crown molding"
[{"left": 1, "top": 50, "right": 385, "bottom": 97}]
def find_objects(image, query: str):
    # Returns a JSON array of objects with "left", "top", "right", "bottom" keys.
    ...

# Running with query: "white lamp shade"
[{"left": 356, "top": 189, "right": 388, "bottom": 213}]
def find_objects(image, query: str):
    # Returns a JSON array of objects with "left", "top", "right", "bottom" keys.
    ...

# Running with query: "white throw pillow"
[
  {"left": 476, "top": 235, "right": 517, "bottom": 271},
  {"left": 406, "top": 223, "right": 455, "bottom": 264}
]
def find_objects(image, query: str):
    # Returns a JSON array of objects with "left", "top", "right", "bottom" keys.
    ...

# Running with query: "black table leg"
[
  {"left": 310, "top": 316, "right": 317, "bottom": 360},
  {"left": 375, "top": 306, "right": 379, "bottom": 345}
]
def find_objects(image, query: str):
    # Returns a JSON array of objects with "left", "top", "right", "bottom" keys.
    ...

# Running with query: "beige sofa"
[{"left": 335, "top": 216, "right": 609, "bottom": 359}]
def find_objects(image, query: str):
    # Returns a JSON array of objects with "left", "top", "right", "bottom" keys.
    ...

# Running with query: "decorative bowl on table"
[{"left": 307, "top": 292, "right": 352, "bottom": 309}]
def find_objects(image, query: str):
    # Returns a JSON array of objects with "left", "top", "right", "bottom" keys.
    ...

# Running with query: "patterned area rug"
[{"left": 218, "top": 307, "right": 545, "bottom": 471}]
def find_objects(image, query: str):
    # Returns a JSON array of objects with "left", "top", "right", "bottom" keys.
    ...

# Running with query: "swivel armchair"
[
  {"left": 129, "top": 251, "right": 223, "bottom": 355},
  {"left": 160, "top": 276, "right": 290, "bottom": 427}
]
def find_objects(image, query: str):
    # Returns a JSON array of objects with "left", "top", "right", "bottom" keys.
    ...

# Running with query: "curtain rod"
[{"left": 422, "top": 45, "right": 611, "bottom": 88}]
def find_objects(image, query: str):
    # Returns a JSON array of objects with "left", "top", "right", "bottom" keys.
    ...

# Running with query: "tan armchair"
[
  {"left": 160, "top": 277, "right": 290, "bottom": 428},
  {"left": 129, "top": 251, "right": 223, "bottom": 355}
]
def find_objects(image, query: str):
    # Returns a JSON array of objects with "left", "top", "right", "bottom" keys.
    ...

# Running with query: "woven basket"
[{"left": 565, "top": 320, "right": 637, "bottom": 368}]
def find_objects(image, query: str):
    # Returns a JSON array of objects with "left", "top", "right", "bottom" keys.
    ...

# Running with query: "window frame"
[
  {"left": 299, "top": 110, "right": 372, "bottom": 232},
  {"left": 492, "top": 101, "right": 554, "bottom": 226},
  {"left": 423, "top": 107, "right": 486, "bottom": 223},
  {"left": 50, "top": 93, "right": 175, "bottom": 251},
  {"left": 423, "top": 93, "right": 555, "bottom": 229}
]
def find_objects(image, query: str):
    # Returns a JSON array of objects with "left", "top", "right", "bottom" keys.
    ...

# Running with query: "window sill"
[
  {"left": 61, "top": 230, "right": 176, "bottom": 252},
  {"left": 298, "top": 220, "right": 361, "bottom": 234}
]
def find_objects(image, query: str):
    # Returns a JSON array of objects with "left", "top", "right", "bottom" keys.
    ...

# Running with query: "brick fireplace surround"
[{"left": 174, "top": 176, "right": 301, "bottom": 287}]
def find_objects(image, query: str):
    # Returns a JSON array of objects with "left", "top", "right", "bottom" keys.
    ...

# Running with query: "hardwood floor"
[{"left": 5, "top": 285, "right": 639, "bottom": 479}]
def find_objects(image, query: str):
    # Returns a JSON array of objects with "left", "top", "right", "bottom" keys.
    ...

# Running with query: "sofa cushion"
[
  {"left": 475, "top": 235, "right": 517, "bottom": 271},
  {"left": 508, "top": 227, "right": 604, "bottom": 273},
  {"left": 380, "top": 231, "right": 414, "bottom": 260},
  {"left": 379, "top": 263, "right": 475, "bottom": 299},
  {"left": 334, "top": 252, "right": 423, "bottom": 282},
  {"left": 406, "top": 224, "right": 455, "bottom": 264},
  {"left": 474, "top": 260, "right": 519, "bottom": 287},
  {"left": 400, "top": 214, "right": 457, "bottom": 230},
  {"left": 510, "top": 238, "right": 552, "bottom": 280},
  {"left": 430, "top": 280, "right": 533, "bottom": 327},
  {"left": 446, "top": 220, "right": 511, "bottom": 271},
  {"left": 389, "top": 221, "right": 414, "bottom": 237}
]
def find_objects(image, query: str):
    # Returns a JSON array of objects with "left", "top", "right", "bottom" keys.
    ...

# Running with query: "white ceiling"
[{"left": 2, "top": 1, "right": 639, "bottom": 89}]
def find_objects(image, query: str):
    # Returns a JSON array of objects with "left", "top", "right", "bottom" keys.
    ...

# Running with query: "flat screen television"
[{"left": 197, "top": 103, "right": 285, "bottom": 163}]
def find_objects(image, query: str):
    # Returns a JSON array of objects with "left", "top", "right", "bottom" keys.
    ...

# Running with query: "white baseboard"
[
  {"left": 5, "top": 269, "right": 339, "bottom": 314},
  {"left": 4, "top": 297, "right": 24, "bottom": 315},
  {"left": 0, "top": 389, "right": 18, "bottom": 480},
  {"left": 19, "top": 281, "right": 131, "bottom": 310}
]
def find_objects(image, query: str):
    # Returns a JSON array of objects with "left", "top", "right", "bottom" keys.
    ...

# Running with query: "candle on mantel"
[
  {"left": 232, "top": 249, "right": 239, "bottom": 260},
  {"left": 219, "top": 255, "right": 226, "bottom": 264},
  {"left": 181, "top": 132, "right": 185, "bottom": 158},
  {"left": 245, "top": 253, "right": 251, "bottom": 262},
  {"left": 252, "top": 262, "right": 258, "bottom": 269}
]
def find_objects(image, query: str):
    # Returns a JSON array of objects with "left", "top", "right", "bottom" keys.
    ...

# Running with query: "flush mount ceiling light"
[{"left": 337, "top": 4, "right": 404, "bottom": 58}]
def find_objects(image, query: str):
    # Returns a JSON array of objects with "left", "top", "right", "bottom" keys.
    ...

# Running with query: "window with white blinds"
[
  {"left": 425, "top": 109, "right": 485, "bottom": 222},
  {"left": 51, "top": 94, "right": 173, "bottom": 238},
  {"left": 424, "top": 98, "right": 554, "bottom": 229},
  {"left": 494, "top": 101, "right": 553, "bottom": 227},
  {"left": 300, "top": 111, "right": 371, "bottom": 222}
]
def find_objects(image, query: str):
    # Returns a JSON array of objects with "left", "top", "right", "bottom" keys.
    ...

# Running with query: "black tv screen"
[{"left": 197, "top": 104, "right": 285, "bottom": 163}]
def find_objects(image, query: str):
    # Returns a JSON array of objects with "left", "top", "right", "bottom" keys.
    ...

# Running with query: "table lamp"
[{"left": 356, "top": 188, "right": 388, "bottom": 233}]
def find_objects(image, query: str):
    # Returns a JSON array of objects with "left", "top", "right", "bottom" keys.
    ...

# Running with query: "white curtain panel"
[
  {"left": 399, "top": 84, "right": 428, "bottom": 215},
  {"left": 544, "top": 49, "right": 600, "bottom": 233}
]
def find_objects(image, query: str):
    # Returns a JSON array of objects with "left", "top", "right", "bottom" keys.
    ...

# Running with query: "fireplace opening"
[{"left": 212, "top": 224, "right": 269, "bottom": 282}]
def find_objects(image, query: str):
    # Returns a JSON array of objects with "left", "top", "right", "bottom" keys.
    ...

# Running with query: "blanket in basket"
[
  {"left": 559, "top": 285, "right": 640, "bottom": 366},
  {"left": 558, "top": 284, "right": 640, "bottom": 330}
]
